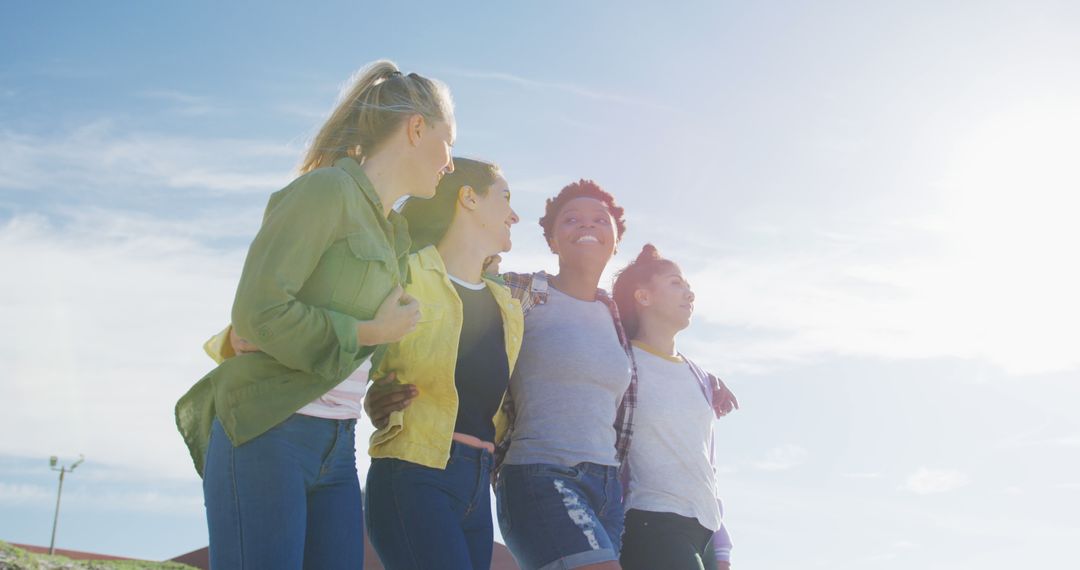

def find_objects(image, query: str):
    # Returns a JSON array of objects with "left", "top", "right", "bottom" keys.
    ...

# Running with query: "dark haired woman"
[
  {"left": 495, "top": 180, "right": 635, "bottom": 570},
  {"left": 175, "top": 60, "right": 455, "bottom": 570},
  {"left": 364, "top": 157, "right": 522, "bottom": 570},
  {"left": 611, "top": 244, "right": 738, "bottom": 570}
]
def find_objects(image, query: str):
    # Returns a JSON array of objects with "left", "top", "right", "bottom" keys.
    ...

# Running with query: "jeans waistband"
[{"left": 449, "top": 440, "right": 494, "bottom": 467}]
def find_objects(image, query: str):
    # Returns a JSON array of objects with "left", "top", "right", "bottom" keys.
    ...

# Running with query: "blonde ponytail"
[{"left": 299, "top": 60, "right": 453, "bottom": 174}]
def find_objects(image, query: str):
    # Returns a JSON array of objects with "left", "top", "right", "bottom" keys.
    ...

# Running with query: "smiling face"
[
  {"left": 548, "top": 196, "right": 618, "bottom": 271},
  {"left": 407, "top": 115, "right": 456, "bottom": 198},
  {"left": 637, "top": 263, "right": 695, "bottom": 333},
  {"left": 472, "top": 174, "right": 519, "bottom": 254}
]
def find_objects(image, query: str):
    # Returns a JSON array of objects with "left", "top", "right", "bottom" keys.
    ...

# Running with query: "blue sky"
[{"left": 2, "top": 1, "right": 1079, "bottom": 567}]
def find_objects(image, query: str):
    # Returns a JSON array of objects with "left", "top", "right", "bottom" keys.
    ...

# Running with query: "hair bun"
[{"left": 636, "top": 243, "right": 661, "bottom": 263}]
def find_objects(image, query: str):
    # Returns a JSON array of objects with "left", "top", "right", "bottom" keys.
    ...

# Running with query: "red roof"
[
  {"left": 170, "top": 539, "right": 520, "bottom": 570},
  {"left": 11, "top": 537, "right": 520, "bottom": 569}
]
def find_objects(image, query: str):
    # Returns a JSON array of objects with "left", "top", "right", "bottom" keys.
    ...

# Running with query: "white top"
[
  {"left": 625, "top": 344, "right": 722, "bottom": 531},
  {"left": 447, "top": 273, "right": 486, "bottom": 290},
  {"left": 296, "top": 359, "right": 370, "bottom": 420}
]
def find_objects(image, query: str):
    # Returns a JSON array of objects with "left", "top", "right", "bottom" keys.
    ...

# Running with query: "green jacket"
[{"left": 175, "top": 157, "right": 410, "bottom": 476}]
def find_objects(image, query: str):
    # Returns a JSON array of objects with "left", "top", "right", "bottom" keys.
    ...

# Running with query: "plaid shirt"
[{"left": 493, "top": 271, "right": 638, "bottom": 477}]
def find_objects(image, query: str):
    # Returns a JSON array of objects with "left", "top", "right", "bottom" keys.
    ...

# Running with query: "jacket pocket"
[
  {"left": 331, "top": 233, "right": 396, "bottom": 317},
  {"left": 395, "top": 302, "right": 445, "bottom": 352},
  {"left": 417, "top": 302, "right": 445, "bottom": 324}
]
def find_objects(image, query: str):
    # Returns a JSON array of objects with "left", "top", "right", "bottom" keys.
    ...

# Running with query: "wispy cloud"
[
  {"left": 903, "top": 468, "right": 969, "bottom": 495},
  {"left": 841, "top": 472, "right": 882, "bottom": 479},
  {"left": 0, "top": 121, "right": 296, "bottom": 194},
  {"left": 751, "top": 444, "right": 807, "bottom": 471},
  {"left": 1045, "top": 435, "right": 1080, "bottom": 447},
  {"left": 0, "top": 210, "right": 245, "bottom": 478},
  {"left": 861, "top": 540, "right": 920, "bottom": 563},
  {"left": 0, "top": 482, "right": 53, "bottom": 504},
  {"left": 273, "top": 102, "right": 330, "bottom": 122},
  {"left": 998, "top": 421, "right": 1080, "bottom": 449},
  {"left": 441, "top": 68, "right": 680, "bottom": 114},
  {"left": 138, "top": 89, "right": 223, "bottom": 116},
  {"left": 677, "top": 215, "right": 1080, "bottom": 377},
  {"left": 0, "top": 479, "right": 202, "bottom": 514},
  {"left": 73, "top": 488, "right": 205, "bottom": 515}
]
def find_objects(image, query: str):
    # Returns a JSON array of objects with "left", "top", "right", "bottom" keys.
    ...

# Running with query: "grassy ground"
[{"left": 0, "top": 542, "right": 195, "bottom": 570}]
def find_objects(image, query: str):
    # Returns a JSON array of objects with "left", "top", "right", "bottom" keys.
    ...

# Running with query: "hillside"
[{"left": 0, "top": 542, "right": 195, "bottom": 570}]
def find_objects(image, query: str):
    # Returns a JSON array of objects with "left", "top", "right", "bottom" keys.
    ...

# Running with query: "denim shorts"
[{"left": 496, "top": 462, "right": 624, "bottom": 570}]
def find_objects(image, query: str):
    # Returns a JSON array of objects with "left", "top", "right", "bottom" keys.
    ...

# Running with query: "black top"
[{"left": 452, "top": 281, "right": 510, "bottom": 443}]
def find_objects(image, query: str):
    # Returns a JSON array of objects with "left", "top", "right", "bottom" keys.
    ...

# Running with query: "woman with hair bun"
[
  {"left": 175, "top": 59, "right": 456, "bottom": 570},
  {"left": 611, "top": 244, "right": 739, "bottom": 570}
]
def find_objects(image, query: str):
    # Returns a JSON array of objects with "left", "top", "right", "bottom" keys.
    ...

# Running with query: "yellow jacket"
[{"left": 369, "top": 246, "right": 523, "bottom": 469}]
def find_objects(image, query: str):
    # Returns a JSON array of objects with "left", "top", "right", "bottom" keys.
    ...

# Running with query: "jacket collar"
[
  {"left": 416, "top": 244, "right": 447, "bottom": 273},
  {"left": 335, "top": 156, "right": 411, "bottom": 260},
  {"left": 415, "top": 245, "right": 512, "bottom": 295},
  {"left": 335, "top": 156, "right": 384, "bottom": 212}
]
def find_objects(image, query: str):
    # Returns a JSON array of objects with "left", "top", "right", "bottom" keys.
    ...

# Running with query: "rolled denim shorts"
[{"left": 496, "top": 462, "right": 624, "bottom": 570}]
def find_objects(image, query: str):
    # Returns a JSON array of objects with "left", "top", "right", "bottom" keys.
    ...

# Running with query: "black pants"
[{"left": 620, "top": 509, "right": 714, "bottom": 570}]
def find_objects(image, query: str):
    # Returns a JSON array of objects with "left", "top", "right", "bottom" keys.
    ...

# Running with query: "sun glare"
[{"left": 929, "top": 100, "right": 1080, "bottom": 373}]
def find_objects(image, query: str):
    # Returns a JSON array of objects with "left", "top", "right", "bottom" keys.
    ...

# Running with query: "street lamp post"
[{"left": 48, "top": 454, "right": 84, "bottom": 556}]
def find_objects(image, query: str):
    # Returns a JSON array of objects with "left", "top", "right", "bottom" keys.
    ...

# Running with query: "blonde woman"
[{"left": 175, "top": 60, "right": 455, "bottom": 570}]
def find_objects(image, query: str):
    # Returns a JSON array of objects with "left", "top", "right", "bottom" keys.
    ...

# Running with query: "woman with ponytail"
[
  {"left": 175, "top": 60, "right": 455, "bottom": 570},
  {"left": 611, "top": 244, "right": 739, "bottom": 570}
]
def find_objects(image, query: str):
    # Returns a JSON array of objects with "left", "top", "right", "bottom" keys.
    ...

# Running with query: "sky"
[{"left": 2, "top": 0, "right": 1079, "bottom": 567}]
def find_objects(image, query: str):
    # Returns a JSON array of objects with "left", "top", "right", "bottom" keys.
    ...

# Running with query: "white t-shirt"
[{"left": 624, "top": 343, "right": 722, "bottom": 531}]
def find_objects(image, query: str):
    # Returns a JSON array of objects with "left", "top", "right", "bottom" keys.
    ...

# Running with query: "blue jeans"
[
  {"left": 365, "top": 442, "right": 495, "bottom": 570},
  {"left": 203, "top": 415, "right": 363, "bottom": 570},
  {"left": 496, "top": 462, "right": 625, "bottom": 570}
]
